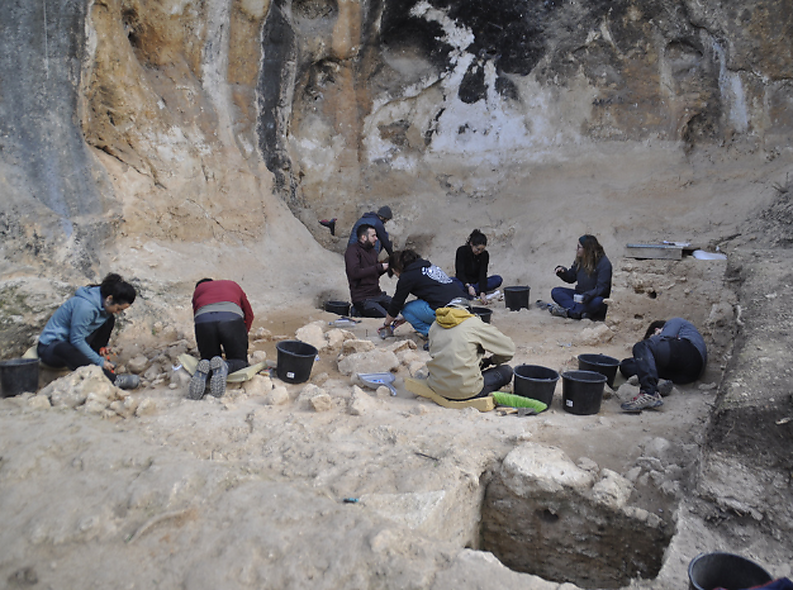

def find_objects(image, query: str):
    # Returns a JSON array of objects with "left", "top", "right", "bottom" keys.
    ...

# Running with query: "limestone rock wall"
[{"left": 1, "top": 0, "right": 792, "bottom": 273}]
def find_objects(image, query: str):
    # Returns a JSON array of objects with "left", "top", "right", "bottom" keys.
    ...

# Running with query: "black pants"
[
  {"left": 619, "top": 338, "right": 703, "bottom": 395},
  {"left": 37, "top": 317, "right": 116, "bottom": 382},
  {"left": 194, "top": 317, "right": 249, "bottom": 373},
  {"left": 352, "top": 293, "right": 392, "bottom": 318},
  {"left": 465, "top": 365, "right": 514, "bottom": 399}
]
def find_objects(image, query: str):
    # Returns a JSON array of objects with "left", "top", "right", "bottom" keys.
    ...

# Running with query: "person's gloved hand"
[
  {"left": 480, "top": 357, "right": 495, "bottom": 370},
  {"left": 581, "top": 293, "right": 592, "bottom": 304}
]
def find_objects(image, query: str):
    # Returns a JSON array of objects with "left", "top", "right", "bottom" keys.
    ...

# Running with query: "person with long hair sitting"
[{"left": 547, "top": 234, "right": 612, "bottom": 320}]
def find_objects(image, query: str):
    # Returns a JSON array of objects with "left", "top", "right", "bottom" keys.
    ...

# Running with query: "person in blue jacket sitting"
[
  {"left": 548, "top": 234, "right": 612, "bottom": 320},
  {"left": 37, "top": 273, "right": 140, "bottom": 389}
]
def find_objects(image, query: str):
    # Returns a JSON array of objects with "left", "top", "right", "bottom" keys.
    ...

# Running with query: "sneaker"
[
  {"left": 549, "top": 304, "right": 569, "bottom": 318},
  {"left": 620, "top": 391, "right": 663, "bottom": 413},
  {"left": 658, "top": 379, "right": 674, "bottom": 397},
  {"left": 114, "top": 374, "right": 140, "bottom": 390},
  {"left": 535, "top": 299, "right": 551, "bottom": 309},
  {"left": 188, "top": 359, "right": 210, "bottom": 400},
  {"left": 209, "top": 356, "right": 228, "bottom": 398}
]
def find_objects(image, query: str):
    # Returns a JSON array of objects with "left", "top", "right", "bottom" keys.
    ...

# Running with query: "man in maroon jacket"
[
  {"left": 188, "top": 278, "right": 254, "bottom": 399},
  {"left": 344, "top": 224, "right": 392, "bottom": 317}
]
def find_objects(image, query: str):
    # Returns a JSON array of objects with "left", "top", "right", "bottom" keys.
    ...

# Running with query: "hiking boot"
[
  {"left": 114, "top": 374, "right": 140, "bottom": 390},
  {"left": 209, "top": 356, "right": 228, "bottom": 398},
  {"left": 658, "top": 379, "right": 674, "bottom": 397},
  {"left": 549, "top": 304, "right": 569, "bottom": 318},
  {"left": 188, "top": 359, "right": 210, "bottom": 400},
  {"left": 620, "top": 391, "right": 663, "bottom": 413}
]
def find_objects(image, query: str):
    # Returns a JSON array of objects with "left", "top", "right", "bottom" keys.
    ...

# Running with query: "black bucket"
[
  {"left": 688, "top": 552, "right": 772, "bottom": 590},
  {"left": 324, "top": 300, "right": 351, "bottom": 316},
  {"left": 577, "top": 353, "right": 620, "bottom": 388},
  {"left": 0, "top": 358, "right": 40, "bottom": 397},
  {"left": 504, "top": 286, "right": 530, "bottom": 311},
  {"left": 561, "top": 370, "right": 607, "bottom": 415},
  {"left": 514, "top": 364, "right": 559, "bottom": 407},
  {"left": 471, "top": 306, "right": 492, "bottom": 323},
  {"left": 276, "top": 340, "right": 318, "bottom": 384}
]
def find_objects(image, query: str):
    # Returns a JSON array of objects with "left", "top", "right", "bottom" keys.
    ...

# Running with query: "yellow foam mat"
[
  {"left": 404, "top": 377, "right": 495, "bottom": 412},
  {"left": 177, "top": 354, "right": 266, "bottom": 383}
]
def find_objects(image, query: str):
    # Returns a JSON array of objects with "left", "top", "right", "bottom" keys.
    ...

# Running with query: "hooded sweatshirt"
[
  {"left": 38, "top": 286, "right": 112, "bottom": 367},
  {"left": 427, "top": 307, "right": 516, "bottom": 400},
  {"left": 387, "top": 259, "right": 466, "bottom": 318}
]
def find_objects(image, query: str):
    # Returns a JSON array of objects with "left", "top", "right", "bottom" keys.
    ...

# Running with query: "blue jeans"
[
  {"left": 451, "top": 276, "right": 503, "bottom": 297},
  {"left": 551, "top": 287, "right": 605, "bottom": 319},
  {"left": 402, "top": 299, "right": 437, "bottom": 337}
]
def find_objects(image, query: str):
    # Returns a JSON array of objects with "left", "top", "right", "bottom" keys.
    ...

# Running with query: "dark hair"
[
  {"left": 467, "top": 229, "right": 487, "bottom": 247},
  {"left": 644, "top": 320, "right": 667, "bottom": 340},
  {"left": 577, "top": 235, "right": 605, "bottom": 275},
  {"left": 387, "top": 249, "right": 421, "bottom": 277},
  {"left": 356, "top": 223, "right": 375, "bottom": 240},
  {"left": 195, "top": 278, "right": 214, "bottom": 289},
  {"left": 99, "top": 273, "right": 137, "bottom": 305}
]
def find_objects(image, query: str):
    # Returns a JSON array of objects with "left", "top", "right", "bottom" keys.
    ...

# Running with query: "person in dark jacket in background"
[
  {"left": 347, "top": 206, "right": 394, "bottom": 257},
  {"left": 344, "top": 223, "right": 391, "bottom": 317},
  {"left": 383, "top": 249, "right": 466, "bottom": 338},
  {"left": 452, "top": 229, "right": 503, "bottom": 305},
  {"left": 189, "top": 278, "right": 254, "bottom": 400},
  {"left": 37, "top": 273, "right": 140, "bottom": 389},
  {"left": 619, "top": 318, "right": 708, "bottom": 412},
  {"left": 548, "top": 234, "right": 612, "bottom": 320}
]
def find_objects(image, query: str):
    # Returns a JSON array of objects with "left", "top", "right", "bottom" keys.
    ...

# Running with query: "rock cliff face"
[{"left": 1, "top": 0, "right": 791, "bottom": 273}]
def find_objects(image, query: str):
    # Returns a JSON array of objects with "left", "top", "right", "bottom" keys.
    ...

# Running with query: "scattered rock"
[
  {"left": 349, "top": 385, "right": 377, "bottom": 415},
  {"left": 295, "top": 321, "right": 327, "bottom": 351},
  {"left": 266, "top": 386, "right": 290, "bottom": 405},
  {"left": 338, "top": 349, "right": 399, "bottom": 376},
  {"left": 127, "top": 355, "right": 149, "bottom": 375},
  {"left": 242, "top": 374, "right": 273, "bottom": 397},
  {"left": 591, "top": 469, "right": 633, "bottom": 509},
  {"left": 341, "top": 339, "right": 376, "bottom": 356},
  {"left": 134, "top": 398, "right": 157, "bottom": 416},
  {"left": 310, "top": 392, "right": 333, "bottom": 412},
  {"left": 572, "top": 324, "right": 614, "bottom": 346},
  {"left": 250, "top": 349, "right": 267, "bottom": 364},
  {"left": 27, "top": 395, "right": 51, "bottom": 410}
]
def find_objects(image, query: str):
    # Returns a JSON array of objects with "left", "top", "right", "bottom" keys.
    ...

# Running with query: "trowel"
[{"left": 357, "top": 372, "right": 397, "bottom": 396}]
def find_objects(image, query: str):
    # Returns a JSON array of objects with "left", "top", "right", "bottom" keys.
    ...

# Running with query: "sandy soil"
[{"left": 2, "top": 145, "right": 791, "bottom": 589}]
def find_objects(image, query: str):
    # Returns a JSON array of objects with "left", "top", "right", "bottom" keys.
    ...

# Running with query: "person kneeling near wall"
[
  {"left": 189, "top": 278, "right": 254, "bottom": 400},
  {"left": 37, "top": 273, "right": 140, "bottom": 390},
  {"left": 426, "top": 306, "right": 515, "bottom": 400}
]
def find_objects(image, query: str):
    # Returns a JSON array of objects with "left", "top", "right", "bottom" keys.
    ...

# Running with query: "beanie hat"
[{"left": 377, "top": 206, "right": 393, "bottom": 220}]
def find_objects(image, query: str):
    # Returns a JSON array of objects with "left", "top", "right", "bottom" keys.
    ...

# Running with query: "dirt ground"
[{"left": 2, "top": 146, "right": 792, "bottom": 589}]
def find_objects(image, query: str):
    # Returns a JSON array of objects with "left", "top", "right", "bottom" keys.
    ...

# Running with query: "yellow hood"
[{"left": 435, "top": 307, "right": 474, "bottom": 329}]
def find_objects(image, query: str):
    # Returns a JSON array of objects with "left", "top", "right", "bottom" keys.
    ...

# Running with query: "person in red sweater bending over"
[{"left": 188, "top": 278, "right": 254, "bottom": 400}]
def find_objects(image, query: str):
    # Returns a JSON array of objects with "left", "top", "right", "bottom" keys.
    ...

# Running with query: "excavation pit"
[{"left": 479, "top": 444, "right": 673, "bottom": 588}]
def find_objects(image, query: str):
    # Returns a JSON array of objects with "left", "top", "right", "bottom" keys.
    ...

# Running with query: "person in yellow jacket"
[{"left": 427, "top": 307, "right": 515, "bottom": 400}]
